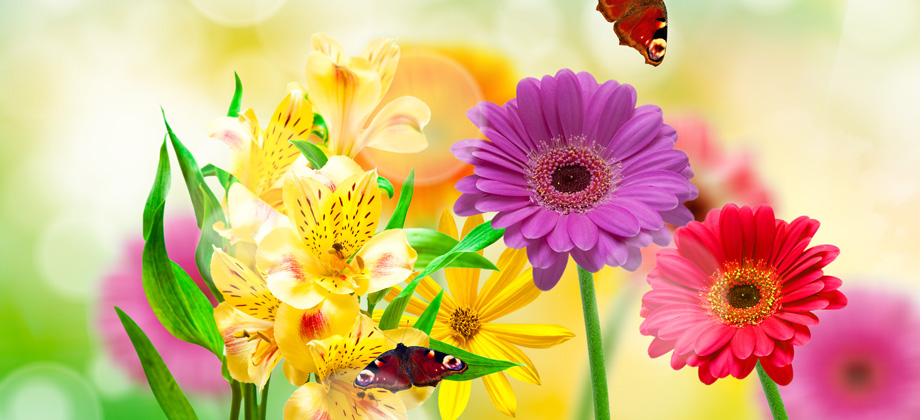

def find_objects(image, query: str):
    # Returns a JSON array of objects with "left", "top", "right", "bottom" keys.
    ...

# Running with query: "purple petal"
[
  {"left": 607, "top": 106, "right": 662, "bottom": 161},
  {"left": 615, "top": 186, "right": 679, "bottom": 211},
  {"left": 567, "top": 213, "right": 598, "bottom": 250},
  {"left": 532, "top": 253, "right": 568, "bottom": 291},
  {"left": 583, "top": 81, "right": 619, "bottom": 142},
  {"left": 481, "top": 127, "right": 529, "bottom": 161},
  {"left": 593, "top": 84, "right": 637, "bottom": 148},
  {"left": 602, "top": 233, "right": 629, "bottom": 266},
  {"left": 575, "top": 71, "right": 602, "bottom": 101},
  {"left": 475, "top": 195, "right": 530, "bottom": 212},
  {"left": 450, "top": 138, "right": 488, "bottom": 164},
  {"left": 606, "top": 198, "right": 663, "bottom": 230},
  {"left": 521, "top": 209, "right": 560, "bottom": 239},
  {"left": 476, "top": 178, "right": 531, "bottom": 197},
  {"left": 516, "top": 78, "right": 552, "bottom": 143},
  {"left": 502, "top": 223, "right": 529, "bottom": 248},
  {"left": 650, "top": 227, "right": 673, "bottom": 247},
  {"left": 621, "top": 245, "right": 643, "bottom": 271},
  {"left": 547, "top": 214, "right": 575, "bottom": 252},
  {"left": 587, "top": 204, "right": 640, "bottom": 237},
  {"left": 620, "top": 149, "right": 690, "bottom": 176},
  {"left": 661, "top": 205, "right": 694, "bottom": 226},
  {"left": 454, "top": 193, "right": 483, "bottom": 216},
  {"left": 571, "top": 246, "right": 605, "bottom": 272},
  {"left": 471, "top": 149, "right": 525, "bottom": 174},
  {"left": 539, "top": 74, "right": 561, "bottom": 139},
  {"left": 492, "top": 205, "right": 540, "bottom": 229},
  {"left": 455, "top": 175, "right": 481, "bottom": 194},
  {"left": 555, "top": 70, "right": 584, "bottom": 140},
  {"left": 526, "top": 237, "right": 559, "bottom": 268},
  {"left": 473, "top": 163, "right": 528, "bottom": 186}
]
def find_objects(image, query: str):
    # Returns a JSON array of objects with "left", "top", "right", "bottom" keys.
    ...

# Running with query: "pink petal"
[
  {"left": 694, "top": 324, "right": 735, "bottom": 356},
  {"left": 492, "top": 205, "right": 540, "bottom": 229},
  {"left": 760, "top": 317, "right": 795, "bottom": 341},
  {"left": 751, "top": 205, "right": 776, "bottom": 262},
  {"left": 781, "top": 296, "right": 829, "bottom": 312},
  {"left": 760, "top": 360, "right": 793, "bottom": 386},
  {"left": 568, "top": 213, "right": 598, "bottom": 250},
  {"left": 547, "top": 214, "right": 574, "bottom": 252},
  {"left": 752, "top": 325, "right": 775, "bottom": 357},
  {"left": 648, "top": 337, "right": 675, "bottom": 358},
  {"left": 730, "top": 326, "right": 756, "bottom": 359}
]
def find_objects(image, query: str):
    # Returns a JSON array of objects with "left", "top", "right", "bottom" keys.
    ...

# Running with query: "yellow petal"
[
  {"left": 360, "top": 229, "right": 417, "bottom": 294},
  {"left": 474, "top": 331, "right": 540, "bottom": 385},
  {"left": 358, "top": 96, "right": 430, "bottom": 154},
  {"left": 274, "top": 295, "right": 360, "bottom": 376},
  {"left": 207, "top": 116, "right": 252, "bottom": 154},
  {"left": 211, "top": 247, "right": 279, "bottom": 321},
  {"left": 305, "top": 50, "right": 381, "bottom": 158},
  {"left": 382, "top": 327, "right": 429, "bottom": 348},
  {"left": 281, "top": 173, "right": 336, "bottom": 257},
  {"left": 437, "top": 209, "right": 459, "bottom": 240},
  {"left": 370, "top": 309, "right": 418, "bottom": 328},
  {"left": 252, "top": 90, "right": 314, "bottom": 195},
  {"left": 396, "top": 386, "right": 434, "bottom": 411},
  {"left": 318, "top": 155, "right": 364, "bottom": 187},
  {"left": 478, "top": 323, "right": 575, "bottom": 349},
  {"left": 460, "top": 214, "right": 485, "bottom": 238},
  {"left": 258, "top": 226, "right": 331, "bottom": 309},
  {"left": 359, "top": 38, "right": 400, "bottom": 97},
  {"left": 284, "top": 381, "right": 406, "bottom": 420},
  {"left": 309, "top": 315, "right": 384, "bottom": 378},
  {"left": 383, "top": 284, "right": 429, "bottom": 316},
  {"left": 283, "top": 382, "right": 328, "bottom": 420},
  {"left": 226, "top": 182, "right": 290, "bottom": 246},
  {"left": 477, "top": 268, "right": 540, "bottom": 322},
  {"left": 310, "top": 32, "right": 346, "bottom": 64},
  {"left": 476, "top": 248, "right": 530, "bottom": 315},
  {"left": 282, "top": 360, "right": 309, "bottom": 386},
  {"left": 438, "top": 379, "right": 471, "bottom": 420},
  {"left": 214, "top": 303, "right": 277, "bottom": 388},
  {"left": 333, "top": 170, "right": 382, "bottom": 255}
]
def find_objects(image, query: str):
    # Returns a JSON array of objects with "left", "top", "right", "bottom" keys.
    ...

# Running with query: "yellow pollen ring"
[
  {"left": 449, "top": 306, "right": 481, "bottom": 340},
  {"left": 705, "top": 260, "right": 780, "bottom": 327}
]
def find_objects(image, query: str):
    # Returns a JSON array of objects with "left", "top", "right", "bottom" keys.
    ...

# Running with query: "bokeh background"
[{"left": 3, "top": 0, "right": 920, "bottom": 419}]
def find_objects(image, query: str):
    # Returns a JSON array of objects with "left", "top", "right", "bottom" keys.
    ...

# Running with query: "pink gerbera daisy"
[
  {"left": 777, "top": 288, "right": 920, "bottom": 419},
  {"left": 640, "top": 204, "right": 847, "bottom": 385},
  {"left": 452, "top": 69, "right": 697, "bottom": 290}
]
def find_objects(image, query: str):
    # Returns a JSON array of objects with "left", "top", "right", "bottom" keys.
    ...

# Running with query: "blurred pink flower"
[
  {"left": 97, "top": 215, "right": 226, "bottom": 394},
  {"left": 776, "top": 288, "right": 920, "bottom": 419}
]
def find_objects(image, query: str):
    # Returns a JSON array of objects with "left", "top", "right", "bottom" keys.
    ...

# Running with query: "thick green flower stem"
[
  {"left": 229, "top": 380, "right": 242, "bottom": 420},
  {"left": 756, "top": 362, "right": 789, "bottom": 420},
  {"left": 578, "top": 265, "right": 611, "bottom": 420},
  {"left": 259, "top": 379, "right": 271, "bottom": 420},
  {"left": 243, "top": 383, "right": 258, "bottom": 420}
]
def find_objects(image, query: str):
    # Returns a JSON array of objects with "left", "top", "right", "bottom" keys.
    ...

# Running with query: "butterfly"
[
  {"left": 596, "top": 0, "right": 668, "bottom": 66},
  {"left": 354, "top": 343, "right": 468, "bottom": 392}
]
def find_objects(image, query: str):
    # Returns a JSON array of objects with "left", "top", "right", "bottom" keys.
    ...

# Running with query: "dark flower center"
[
  {"left": 707, "top": 260, "right": 780, "bottom": 327},
  {"left": 844, "top": 360, "right": 874, "bottom": 389},
  {"left": 551, "top": 164, "right": 592, "bottom": 193},
  {"left": 726, "top": 284, "right": 761, "bottom": 309},
  {"left": 526, "top": 144, "right": 617, "bottom": 214}
]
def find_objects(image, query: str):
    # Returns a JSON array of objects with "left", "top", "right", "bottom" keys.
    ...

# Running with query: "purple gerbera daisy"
[{"left": 452, "top": 69, "right": 697, "bottom": 290}]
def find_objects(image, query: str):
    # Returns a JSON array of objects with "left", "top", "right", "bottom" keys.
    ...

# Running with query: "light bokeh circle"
[
  {"left": 0, "top": 363, "right": 101, "bottom": 420},
  {"left": 188, "top": 0, "right": 288, "bottom": 27},
  {"left": 35, "top": 212, "right": 117, "bottom": 299}
]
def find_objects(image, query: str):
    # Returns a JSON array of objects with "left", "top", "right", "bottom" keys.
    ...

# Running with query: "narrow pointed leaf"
[
  {"left": 162, "top": 111, "right": 224, "bottom": 301},
  {"left": 366, "top": 288, "right": 389, "bottom": 314},
  {"left": 429, "top": 338, "right": 522, "bottom": 382},
  {"left": 201, "top": 164, "right": 238, "bottom": 193},
  {"left": 290, "top": 139, "right": 328, "bottom": 169},
  {"left": 405, "top": 228, "right": 498, "bottom": 271},
  {"left": 195, "top": 185, "right": 226, "bottom": 304},
  {"left": 227, "top": 71, "right": 243, "bottom": 117},
  {"left": 115, "top": 307, "right": 200, "bottom": 420},
  {"left": 384, "top": 170, "right": 415, "bottom": 231},
  {"left": 312, "top": 113, "right": 328, "bottom": 142},
  {"left": 142, "top": 138, "right": 223, "bottom": 357},
  {"left": 379, "top": 220, "right": 504, "bottom": 329},
  {"left": 377, "top": 175, "right": 395, "bottom": 199},
  {"left": 413, "top": 291, "right": 443, "bottom": 335}
]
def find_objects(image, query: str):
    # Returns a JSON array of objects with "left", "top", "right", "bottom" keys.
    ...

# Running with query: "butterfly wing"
[
  {"left": 405, "top": 346, "right": 468, "bottom": 388},
  {"left": 354, "top": 349, "right": 413, "bottom": 392},
  {"left": 596, "top": 0, "right": 668, "bottom": 66}
]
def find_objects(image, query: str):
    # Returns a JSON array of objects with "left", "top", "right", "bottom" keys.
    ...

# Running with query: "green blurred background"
[{"left": 2, "top": 0, "right": 919, "bottom": 419}]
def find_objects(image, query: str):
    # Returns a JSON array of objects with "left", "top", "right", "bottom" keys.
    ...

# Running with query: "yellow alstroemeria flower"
[
  {"left": 207, "top": 88, "right": 315, "bottom": 210},
  {"left": 283, "top": 315, "right": 430, "bottom": 420},
  {"left": 306, "top": 33, "right": 431, "bottom": 158},
  {"left": 257, "top": 156, "right": 417, "bottom": 310},
  {"left": 382, "top": 211, "right": 575, "bottom": 419}
]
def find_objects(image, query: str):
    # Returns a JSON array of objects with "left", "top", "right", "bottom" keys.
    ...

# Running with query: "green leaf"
[
  {"left": 227, "top": 71, "right": 243, "bottom": 117},
  {"left": 142, "top": 138, "right": 223, "bottom": 357},
  {"left": 429, "top": 338, "right": 521, "bottom": 382},
  {"left": 290, "top": 139, "right": 328, "bottom": 169},
  {"left": 143, "top": 139, "right": 171, "bottom": 241},
  {"left": 195, "top": 185, "right": 226, "bottom": 304},
  {"left": 383, "top": 170, "right": 415, "bottom": 231},
  {"left": 115, "top": 307, "right": 199, "bottom": 420},
  {"left": 201, "top": 163, "right": 238, "bottom": 193},
  {"left": 377, "top": 176, "right": 395, "bottom": 199},
  {"left": 312, "top": 112, "right": 328, "bottom": 142},
  {"left": 413, "top": 291, "right": 442, "bottom": 335},
  {"left": 379, "top": 220, "right": 505, "bottom": 330},
  {"left": 162, "top": 110, "right": 224, "bottom": 301},
  {"left": 405, "top": 228, "right": 498, "bottom": 271},
  {"left": 366, "top": 288, "right": 389, "bottom": 314}
]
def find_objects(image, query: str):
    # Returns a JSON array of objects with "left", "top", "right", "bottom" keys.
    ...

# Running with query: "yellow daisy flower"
[
  {"left": 305, "top": 33, "right": 431, "bottom": 159},
  {"left": 257, "top": 156, "right": 417, "bottom": 310},
  {"left": 382, "top": 211, "right": 575, "bottom": 419},
  {"left": 207, "top": 89, "right": 315, "bottom": 210}
]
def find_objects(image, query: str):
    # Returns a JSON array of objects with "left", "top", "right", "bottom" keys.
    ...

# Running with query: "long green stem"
[
  {"left": 259, "top": 378, "right": 271, "bottom": 420},
  {"left": 578, "top": 265, "right": 610, "bottom": 420},
  {"left": 229, "top": 381, "right": 242, "bottom": 420},
  {"left": 756, "top": 362, "right": 789, "bottom": 420},
  {"left": 574, "top": 280, "right": 635, "bottom": 420},
  {"left": 243, "top": 383, "right": 257, "bottom": 420}
]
